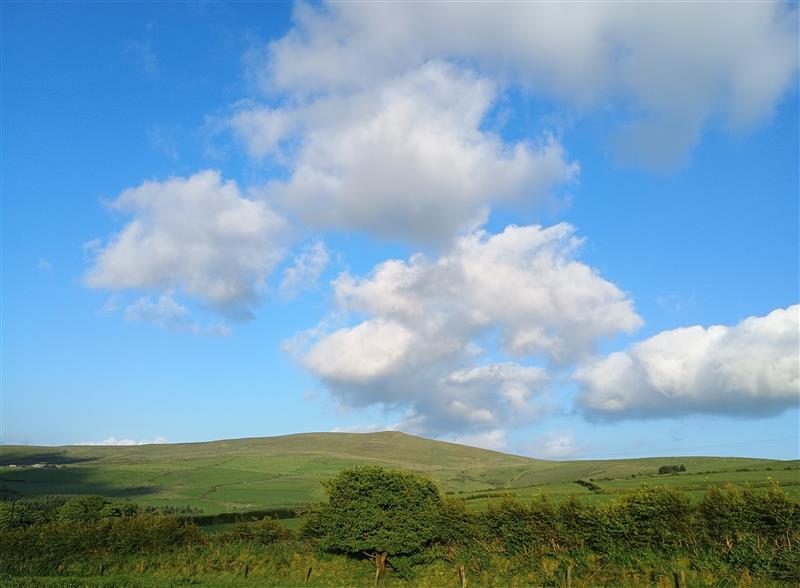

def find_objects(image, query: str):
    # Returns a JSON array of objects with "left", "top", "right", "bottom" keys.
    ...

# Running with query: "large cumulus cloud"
[
  {"left": 288, "top": 223, "right": 641, "bottom": 434},
  {"left": 85, "top": 170, "right": 288, "bottom": 320},
  {"left": 576, "top": 305, "right": 800, "bottom": 420},
  {"left": 259, "top": 1, "right": 797, "bottom": 168},
  {"left": 235, "top": 62, "right": 578, "bottom": 243}
]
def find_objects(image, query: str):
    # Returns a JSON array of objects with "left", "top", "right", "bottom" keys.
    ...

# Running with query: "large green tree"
[{"left": 303, "top": 466, "right": 444, "bottom": 583}]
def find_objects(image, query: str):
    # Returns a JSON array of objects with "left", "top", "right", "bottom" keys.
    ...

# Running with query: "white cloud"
[
  {"left": 523, "top": 431, "right": 582, "bottom": 459},
  {"left": 279, "top": 240, "right": 330, "bottom": 298},
  {"left": 229, "top": 106, "right": 295, "bottom": 160},
  {"left": 332, "top": 223, "right": 641, "bottom": 363},
  {"left": 576, "top": 305, "right": 800, "bottom": 419},
  {"left": 77, "top": 436, "right": 167, "bottom": 446},
  {"left": 331, "top": 423, "right": 399, "bottom": 434},
  {"left": 305, "top": 319, "right": 415, "bottom": 385},
  {"left": 123, "top": 293, "right": 230, "bottom": 336},
  {"left": 244, "top": 62, "right": 577, "bottom": 242},
  {"left": 289, "top": 223, "right": 640, "bottom": 434},
  {"left": 449, "top": 429, "right": 509, "bottom": 452},
  {"left": 85, "top": 170, "right": 288, "bottom": 320},
  {"left": 261, "top": 1, "right": 797, "bottom": 168}
]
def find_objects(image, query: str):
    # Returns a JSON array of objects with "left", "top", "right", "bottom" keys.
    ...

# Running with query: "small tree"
[
  {"left": 0, "top": 502, "right": 43, "bottom": 530},
  {"left": 303, "top": 466, "right": 443, "bottom": 583},
  {"left": 55, "top": 495, "right": 109, "bottom": 523}
]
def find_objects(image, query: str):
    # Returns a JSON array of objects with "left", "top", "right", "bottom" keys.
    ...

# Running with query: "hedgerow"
[{"left": 1, "top": 468, "right": 798, "bottom": 585}]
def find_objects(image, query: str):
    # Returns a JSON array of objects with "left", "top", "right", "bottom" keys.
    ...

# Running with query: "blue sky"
[{"left": 2, "top": 1, "right": 798, "bottom": 459}]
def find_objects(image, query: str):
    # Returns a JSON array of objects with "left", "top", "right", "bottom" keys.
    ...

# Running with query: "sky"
[{"left": 2, "top": 1, "right": 798, "bottom": 460}]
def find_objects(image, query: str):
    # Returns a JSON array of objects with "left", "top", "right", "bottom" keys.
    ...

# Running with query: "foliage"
[
  {"left": 54, "top": 495, "right": 110, "bottom": 523},
  {"left": 304, "top": 466, "right": 444, "bottom": 557},
  {"left": 224, "top": 516, "right": 292, "bottom": 544},
  {"left": 2, "top": 475, "right": 799, "bottom": 585},
  {"left": 574, "top": 478, "right": 603, "bottom": 493},
  {"left": 658, "top": 464, "right": 687, "bottom": 474},
  {"left": 603, "top": 485, "right": 693, "bottom": 550},
  {"left": 0, "top": 502, "right": 45, "bottom": 530},
  {"left": 3, "top": 433, "right": 795, "bottom": 515},
  {"left": 0, "top": 514, "right": 204, "bottom": 575},
  {"left": 484, "top": 494, "right": 560, "bottom": 555},
  {"left": 54, "top": 496, "right": 139, "bottom": 523},
  {"left": 556, "top": 495, "right": 605, "bottom": 552}
]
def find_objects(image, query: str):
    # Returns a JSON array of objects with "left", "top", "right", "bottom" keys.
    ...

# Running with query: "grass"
[{"left": 1, "top": 431, "right": 797, "bottom": 514}]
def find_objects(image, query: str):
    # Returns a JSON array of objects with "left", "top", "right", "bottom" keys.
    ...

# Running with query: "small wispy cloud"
[
  {"left": 279, "top": 240, "right": 330, "bottom": 299},
  {"left": 522, "top": 430, "right": 583, "bottom": 459},
  {"left": 36, "top": 258, "right": 53, "bottom": 273},
  {"left": 77, "top": 436, "right": 167, "bottom": 446},
  {"left": 331, "top": 423, "right": 398, "bottom": 434},
  {"left": 124, "top": 293, "right": 230, "bottom": 336},
  {"left": 656, "top": 293, "right": 695, "bottom": 313},
  {"left": 449, "top": 429, "right": 508, "bottom": 451},
  {"left": 122, "top": 39, "right": 158, "bottom": 78},
  {"left": 146, "top": 125, "right": 179, "bottom": 160}
]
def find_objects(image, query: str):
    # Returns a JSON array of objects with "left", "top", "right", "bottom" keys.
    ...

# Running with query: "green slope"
[{"left": 1, "top": 431, "right": 796, "bottom": 513}]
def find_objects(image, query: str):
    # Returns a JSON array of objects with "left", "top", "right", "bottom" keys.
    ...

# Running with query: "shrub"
[
  {"left": 55, "top": 495, "right": 109, "bottom": 523},
  {"left": 484, "top": 494, "right": 560, "bottom": 555},
  {"left": 604, "top": 486, "right": 693, "bottom": 550},
  {"left": 303, "top": 466, "right": 444, "bottom": 581},
  {"left": 558, "top": 495, "right": 606, "bottom": 552},
  {"left": 658, "top": 464, "right": 686, "bottom": 475},
  {"left": 699, "top": 484, "right": 748, "bottom": 545},
  {"left": 0, "top": 502, "right": 45, "bottom": 530},
  {"left": 574, "top": 479, "right": 603, "bottom": 493},
  {"left": 226, "top": 516, "right": 292, "bottom": 544}
]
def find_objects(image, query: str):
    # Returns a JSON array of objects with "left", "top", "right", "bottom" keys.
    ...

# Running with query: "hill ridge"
[{"left": 2, "top": 431, "right": 796, "bottom": 514}]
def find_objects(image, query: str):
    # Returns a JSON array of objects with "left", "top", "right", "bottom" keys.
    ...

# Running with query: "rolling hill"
[{"left": 1, "top": 431, "right": 797, "bottom": 514}]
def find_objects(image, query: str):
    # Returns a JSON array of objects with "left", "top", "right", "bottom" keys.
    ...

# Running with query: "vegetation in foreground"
[{"left": 2, "top": 466, "right": 798, "bottom": 587}]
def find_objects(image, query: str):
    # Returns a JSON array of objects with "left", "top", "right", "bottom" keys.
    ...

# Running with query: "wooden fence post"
[
  {"left": 305, "top": 566, "right": 313, "bottom": 583},
  {"left": 459, "top": 564, "right": 467, "bottom": 588}
]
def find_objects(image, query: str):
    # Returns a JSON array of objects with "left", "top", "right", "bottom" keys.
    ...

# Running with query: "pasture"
[{"left": 1, "top": 432, "right": 796, "bottom": 516}]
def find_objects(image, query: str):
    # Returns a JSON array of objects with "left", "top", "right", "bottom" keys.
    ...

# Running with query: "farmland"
[
  {"left": 2, "top": 432, "right": 799, "bottom": 587},
  {"left": 1, "top": 431, "right": 796, "bottom": 516}
]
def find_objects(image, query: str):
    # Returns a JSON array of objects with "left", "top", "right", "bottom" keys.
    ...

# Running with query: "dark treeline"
[
  {"left": 0, "top": 493, "right": 306, "bottom": 529},
  {"left": 185, "top": 505, "right": 309, "bottom": 526},
  {"left": 1, "top": 479, "right": 798, "bottom": 585},
  {"left": 658, "top": 464, "right": 687, "bottom": 475}
]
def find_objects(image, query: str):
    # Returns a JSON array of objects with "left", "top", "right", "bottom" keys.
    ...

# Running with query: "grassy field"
[{"left": 1, "top": 431, "right": 797, "bottom": 515}]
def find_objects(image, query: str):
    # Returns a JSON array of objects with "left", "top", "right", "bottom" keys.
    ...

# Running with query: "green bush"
[
  {"left": 302, "top": 465, "right": 444, "bottom": 580},
  {"left": 0, "top": 514, "right": 204, "bottom": 575},
  {"left": 658, "top": 464, "right": 686, "bottom": 474},
  {"left": 557, "top": 495, "right": 606, "bottom": 553},
  {"left": 484, "top": 494, "right": 560, "bottom": 555},
  {"left": 0, "top": 502, "right": 45, "bottom": 530},
  {"left": 700, "top": 483, "right": 748, "bottom": 545},
  {"left": 1, "top": 475, "right": 798, "bottom": 584},
  {"left": 54, "top": 495, "right": 109, "bottom": 523},
  {"left": 225, "top": 516, "right": 292, "bottom": 544},
  {"left": 603, "top": 486, "right": 693, "bottom": 550},
  {"left": 436, "top": 497, "right": 482, "bottom": 546}
]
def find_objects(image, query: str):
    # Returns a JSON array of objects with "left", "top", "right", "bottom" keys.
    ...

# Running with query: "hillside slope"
[{"left": 1, "top": 432, "right": 796, "bottom": 513}]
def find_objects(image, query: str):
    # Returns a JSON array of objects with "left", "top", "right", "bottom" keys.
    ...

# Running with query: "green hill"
[{"left": 1, "top": 431, "right": 796, "bottom": 514}]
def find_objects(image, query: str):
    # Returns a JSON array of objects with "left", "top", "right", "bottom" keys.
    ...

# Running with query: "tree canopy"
[{"left": 304, "top": 465, "right": 444, "bottom": 566}]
